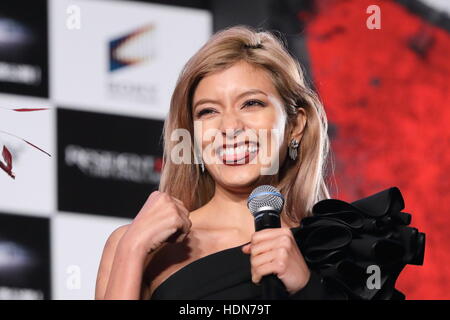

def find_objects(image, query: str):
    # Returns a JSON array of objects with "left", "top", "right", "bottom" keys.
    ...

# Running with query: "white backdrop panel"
[
  {"left": 52, "top": 211, "right": 131, "bottom": 299},
  {"left": 50, "top": 0, "right": 212, "bottom": 119},
  {"left": 0, "top": 93, "right": 54, "bottom": 216}
]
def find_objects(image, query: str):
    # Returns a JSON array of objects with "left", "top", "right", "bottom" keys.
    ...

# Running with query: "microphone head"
[{"left": 247, "top": 185, "right": 284, "bottom": 216}]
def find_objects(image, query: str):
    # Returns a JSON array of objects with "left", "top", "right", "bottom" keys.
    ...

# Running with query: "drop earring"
[
  {"left": 288, "top": 138, "right": 300, "bottom": 161},
  {"left": 197, "top": 151, "right": 205, "bottom": 173},
  {"left": 194, "top": 147, "right": 205, "bottom": 173},
  {"left": 200, "top": 159, "right": 205, "bottom": 173}
]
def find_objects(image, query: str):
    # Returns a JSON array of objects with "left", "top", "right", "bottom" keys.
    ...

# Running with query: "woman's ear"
[{"left": 290, "top": 107, "right": 307, "bottom": 141}]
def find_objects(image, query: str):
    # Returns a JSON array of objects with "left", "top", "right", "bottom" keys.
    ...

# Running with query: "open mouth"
[{"left": 216, "top": 142, "right": 259, "bottom": 165}]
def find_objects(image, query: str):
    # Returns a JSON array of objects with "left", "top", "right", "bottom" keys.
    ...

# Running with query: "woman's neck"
[
  {"left": 196, "top": 182, "right": 296, "bottom": 233},
  {"left": 203, "top": 184, "right": 255, "bottom": 232}
]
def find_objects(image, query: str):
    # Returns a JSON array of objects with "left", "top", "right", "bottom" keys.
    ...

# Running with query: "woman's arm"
[
  {"left": 288, "top": 270, "right": 331, "bottom": 300},
  {"left": 95, "top": 224, "right": 149, "bottom": 300},
  {"left": 95, "top": 191, "right": 192, "bottom": 300}
]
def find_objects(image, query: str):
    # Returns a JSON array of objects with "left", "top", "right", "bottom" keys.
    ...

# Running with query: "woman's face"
[{"left": 192, "top": 60, "right": 290, "bottom": 193}]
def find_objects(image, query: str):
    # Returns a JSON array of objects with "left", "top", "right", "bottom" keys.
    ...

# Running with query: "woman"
[{"left": 95, "top": 25, "right": 425, "bottom": 300}]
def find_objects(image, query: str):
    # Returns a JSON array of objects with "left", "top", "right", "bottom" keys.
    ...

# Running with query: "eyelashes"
[{"left": 195, "top": 99, "right": 266, "bottom": 118}]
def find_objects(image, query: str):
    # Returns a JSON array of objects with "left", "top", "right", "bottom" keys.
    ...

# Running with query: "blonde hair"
[{"left": 159, "top": 25, "right": 333, "bottom": 224}]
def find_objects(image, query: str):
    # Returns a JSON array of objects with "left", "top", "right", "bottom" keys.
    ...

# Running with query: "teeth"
[
  {"left": 248, "top": 144, "right": 257, "bottom": 153},
  {"left": 236, "top": 145, "right": 245, "bottom": 154},
  {"left": 218, "top": 144, "right": 258, "bottom": 157}
]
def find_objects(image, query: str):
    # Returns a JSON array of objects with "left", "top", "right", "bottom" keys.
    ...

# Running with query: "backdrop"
[{"left": 0, "top": 0, "right": 448, "bottom": 299}]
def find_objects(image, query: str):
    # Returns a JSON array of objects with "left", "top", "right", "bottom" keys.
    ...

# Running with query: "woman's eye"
[
  {"left": 243, "top": 99, "right": 265, "bottom": 108},
  {"left": 196, "top": 108, "right": 215, "bottom": 117},
  {"left": 196, "top": 100, "right": 265, "bottom": 118}
]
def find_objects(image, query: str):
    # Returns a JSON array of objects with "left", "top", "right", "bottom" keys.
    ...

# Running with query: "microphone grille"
[{"left": 247, "top": 185, "right": 284, "bottom": 216}]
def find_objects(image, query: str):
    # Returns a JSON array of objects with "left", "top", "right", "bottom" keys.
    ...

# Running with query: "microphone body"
[
  {"left": 247, "top": 186, "right": 289, "bottom": 300},
  {"left": 254, "top": 208, "right": 289, "bottom": 299}
]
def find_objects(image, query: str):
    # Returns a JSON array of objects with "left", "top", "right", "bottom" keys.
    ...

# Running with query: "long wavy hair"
[{"left": 159, "top": 25, "right": 333, "bottom": 224}]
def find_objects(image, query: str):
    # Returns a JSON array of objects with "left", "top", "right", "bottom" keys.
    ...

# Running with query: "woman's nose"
[{"left": 219, "top": 112, "right": 245, "bottom": 139}]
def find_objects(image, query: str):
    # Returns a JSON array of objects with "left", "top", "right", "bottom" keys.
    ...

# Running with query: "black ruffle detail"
[{"left": 291, "top": 186, "right": 425, "bottom": 300}]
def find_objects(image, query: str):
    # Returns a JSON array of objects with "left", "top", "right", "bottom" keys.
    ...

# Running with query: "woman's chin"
[{"left": 212, "top": 164, "right": 262, "bottom": 187}]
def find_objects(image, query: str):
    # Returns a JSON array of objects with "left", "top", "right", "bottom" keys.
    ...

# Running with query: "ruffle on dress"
[{"left": 290, "top": 186, "right": 425, "bottom": 300}]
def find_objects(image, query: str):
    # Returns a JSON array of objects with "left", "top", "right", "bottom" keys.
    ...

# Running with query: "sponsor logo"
[
  {"left": 65, "top": 144, "right": 162, "bottom": 184},
  {"left": 108, "top": 24, "right": 155, "bottom": 72}
]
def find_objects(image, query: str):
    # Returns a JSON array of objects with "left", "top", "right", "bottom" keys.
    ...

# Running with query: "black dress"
[{"left": 150, "top": 187, "right": 425, "bottom": 300}]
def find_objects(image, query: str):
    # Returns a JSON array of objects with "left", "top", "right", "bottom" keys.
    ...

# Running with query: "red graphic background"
[{"left": 302, "top": 0, "right": 450, "bottom": 299}]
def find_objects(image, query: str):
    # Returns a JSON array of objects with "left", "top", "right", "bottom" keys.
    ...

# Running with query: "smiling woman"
[
  {"left": 191, "top": 62, "right": 289, "bottom": 178},
  {"left": 95, "top": 25, "right": 425, "bottom": 301},
  {"left": 160, "top": 26, "right": 330, "bottom": 224}
]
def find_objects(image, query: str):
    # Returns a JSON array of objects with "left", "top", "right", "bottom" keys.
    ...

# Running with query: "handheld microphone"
[{"left": 247, "top": 185, "right": 289, "bottom": 300}]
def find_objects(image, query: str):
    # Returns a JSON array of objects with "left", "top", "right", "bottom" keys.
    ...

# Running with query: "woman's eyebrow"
[{"left": 193, "top": 89, "right": 267, "bottom": 110}]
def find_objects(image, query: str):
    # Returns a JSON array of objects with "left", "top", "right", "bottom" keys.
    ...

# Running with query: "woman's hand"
[
  {"left": 119, "top": 191, "right": 192, "bottom": 256},
  {"left": 241, "top": 227, "right": 311, "bottom": 295}
]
